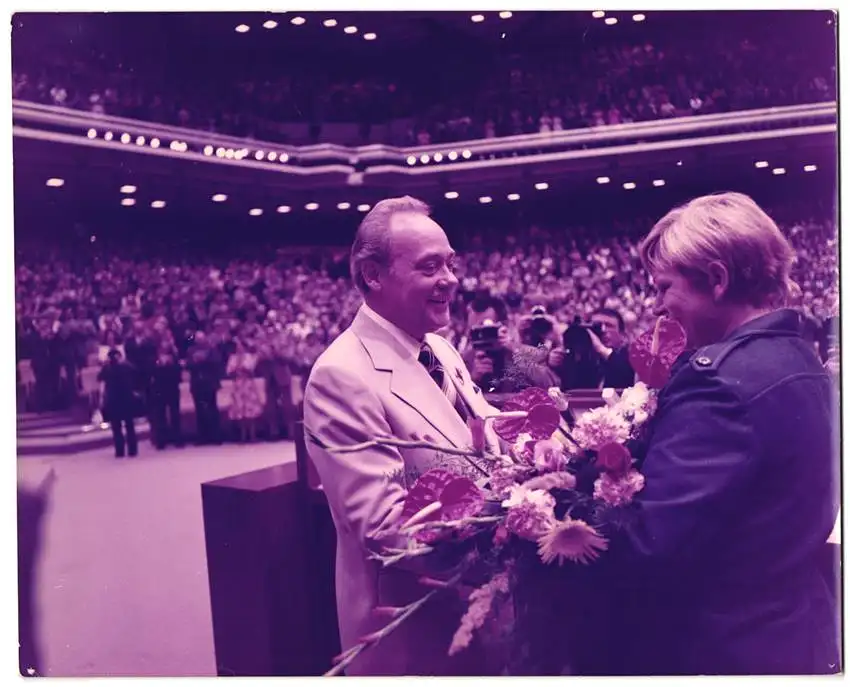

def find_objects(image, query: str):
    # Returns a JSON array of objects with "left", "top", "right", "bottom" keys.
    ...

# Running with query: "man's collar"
[{"left": 360, "top": 302, "right": 422, "bottom": 359}]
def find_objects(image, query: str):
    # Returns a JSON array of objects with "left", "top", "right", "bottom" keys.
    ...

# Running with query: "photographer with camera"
[{"left": 586, "top": 308, "right": 636, "bottom": 389}]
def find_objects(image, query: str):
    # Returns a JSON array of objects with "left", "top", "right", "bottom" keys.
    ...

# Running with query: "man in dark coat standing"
[
  {"left": 186, "top": 331, "right": 223, "bottom": 445},
  {"left": 98, "top": 349, "right": 139, "bottom": 458},
  {"left": 571, "top": 192, "right": 840, "bottom": 676}
]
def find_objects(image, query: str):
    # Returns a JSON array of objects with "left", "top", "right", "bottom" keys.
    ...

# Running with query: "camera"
[
  {"left": 469, "top": 319, "right": 507, "bottom": 380},
  {"left": 521, "top": 305, "right": 555, "bottom": 347}
]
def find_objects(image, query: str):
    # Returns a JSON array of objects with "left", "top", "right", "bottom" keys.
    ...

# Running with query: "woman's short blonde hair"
[{"left": 639, "top": 191, "right": 797, "bottom": 307}]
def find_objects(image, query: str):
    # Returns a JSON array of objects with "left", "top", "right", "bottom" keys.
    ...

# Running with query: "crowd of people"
[
  {"left": 13, "top": 18, "right": 835, "bottom": 146},
  {"left": 15, "top": 208, "right": 839, "bottom": 452}
]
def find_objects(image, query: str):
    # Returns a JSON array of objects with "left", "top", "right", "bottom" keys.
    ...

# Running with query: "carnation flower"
[
  {"left": 502, "top": 483, "right": 556, "bottom": 511},
  {"left": 571, "top": 406, "right": 631, "bottom": 451},
  {"left": 532, "top": 438, "right": 570, "bottom": 472},
  {"left": 537, "top": 518, "right": 609, "bottom": 565},
  {"left": 487, "top": 465, "right": 535, "bottom": 499},
  {"left": 505, "top": 502, "right": 555, "bottom": 541},
  {"left": 593, "top": 469, "right": 646, "bottom": 507},
  {"left": 448, "top": 571, "right": 511, "bottom": 656},
  {"left": 523, "top": 471, "right": 577, "bottom": 492}
]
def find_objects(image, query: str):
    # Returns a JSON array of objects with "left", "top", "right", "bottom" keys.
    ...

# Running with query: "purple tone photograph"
[{"left": 12, "top": 9, "right": 840, "bottom": 677}]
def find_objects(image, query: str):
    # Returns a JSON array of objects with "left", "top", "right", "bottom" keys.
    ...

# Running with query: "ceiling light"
[
  {"left": 357, "top": 204, "right": 371, "bottom": 212},
  {"left": 323, "top": 18, "right": 337, "bottom": 27},
  {"left": 420, "top": 154, "right": 430, "bottom": 164},
  {"left": 214, "top": 147, "right": 224, "bottom": 158},
  {"left": 121, "top": 198, "right": 136, "bottom": 206},
  {"left": 224, "top": 149, "right": 235, "bottom": 159},
  {"left": 235, "top": 24, "right": 250, "bottom": 33},
  {"left": 212, "top": 194, "right": 227, "bottom": 202},
  {"left": 204, "top": 145, "right": 213, "bottom": 156},
  {"left": 461, "top": 150, "right": 472, "bottom": 159},
  {"left": 479, "top": 196, "right": 493, "bottom": 204},
  {"left": 772, "top": 168, "right": 786, "bottom": 175},
  {"left": 136, "top": 136, "right": 145, "bottom": 146},
  {"left": 755, "top": 160, "right": 769, "bottom": 168},
  {"left": 291, "top": 16, "right": 306, "bottom": 25},
  {"left": 406, "top": 156, "right": 417, "bottom": 165},
  {"left": 445, "top": 191, "right": 459, "bottom": 199},
  {"left": 507, "top": 193, "right": 520, "bottom": 201},
  {"left": 499, "top": 11, "right": 513, "bottom": 18},
  {"left": 623, "top": 182, "right": 636, "bottom": 189},
  {"left": 263, "top": 20, "right": 278, "bottom": 29},
  {"left": 249, "top": 208, "right": 263, "bottom": 216},
  {"left": 676, "top": 160, "right": 683, "bottom": 166},
  {"left": 535, "top": 182, "right": 549, "bottom": 190},
  {"left": 652, "top": 179, "right": 666, "bottom": 187},
  {"left": 45, "top": 178, "right": 64, "bottom": 187},
  {"left": 632, "top": 13, "right": 646, "bottom": 21},
  {"left": 268, "top": 151, "right": 278, "bottom": 161},
  {"left": 448, "top": 151, "right": 458, "bottom": 161},
  {"left": 279, "top": 153, "right": 290, "bottom": 163},
  {"left": 804, "top": 164, "right": 818, "bottom": 172},
  {"left": 255, "top": 150, "right": 265, "bottom": 160},
  {"left": 337, "top": 202, "right": 351, "bottom": 210},
  {"left": 592, "top": 10, "right": 605, "bottom": 18},
  {"left": 104, "top": 131, "right": 114, "bottom": 141},
  {"left": 363, "top": 32, "right": 377, "bottom": 40},
  {"left": 344, "top": 25, "right": 358, "bottom": 34},
  {"left": 433, "top": 152, "right": 443, "bottom": 162},
  {"left": 596, "top": 176, "right": 610, "bottom": 184},
  {"left": 151, "top": 200, "right": 166, "bottom": 208},
  {"left": 605, "top": 17, "right": 618, "bottom": 25},
  {"left": 150, "top": 138, "right": 160, "bottom": 148},
  {"left": 120, "top": 185, "right": 136, "bottom": 194},
  {"left": 87, "top": 128, "right": 97, "bottom": 139},
  {"left": 471, "top": 14, "right": 485, "bottom": 22},
  {"left": 277, "top": 205, "right": 291, "bottom": 213},
  {"left": 305, "top": 202, "right": 319, "bottom": 211},
  {"left": 120, "top": 133, "right": 131, "bottom": 144}
]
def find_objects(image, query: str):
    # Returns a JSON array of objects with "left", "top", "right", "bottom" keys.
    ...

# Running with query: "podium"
[{"left": 201, "top": 408, "right": 340, "bottom": 676}]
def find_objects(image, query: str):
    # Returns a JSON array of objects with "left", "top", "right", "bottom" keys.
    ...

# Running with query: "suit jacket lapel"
[{"left": 351, "top": 310, "right": 470, "bottom": 449}]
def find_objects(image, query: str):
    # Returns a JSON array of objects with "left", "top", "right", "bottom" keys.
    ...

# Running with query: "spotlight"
[
  {"left": 592, "top": 10, "right": 605, "bottom": 18},
  {"left": 337, "top": 202, "right": 351, "bottom": 210},
  {"left": 120, "top": 133, "right": 131, "bottom": 144},
  {"left": 804, "top": 164, "right": 818, "bottom": 172},
  {"left": 249, "top": 208, "right": 263, "bottom": 216},
  {"left": 755, "top": 160, "right": 769, "bottom": 168},
  {"left": 150, "top": 138, "right": 160, "bottom": 149},
  {"left": 279, "top": 153, "right": 290, "bottom": 163},
  {"left": 479, "top": 196, "right": 493, "bottom": 204},
  {"left": 323, "top": 18, "right": 337, "bottom": 27},
  {"left": 120, "top": 185, "right": 137, "bottom": 194},
  {"left": 363, "top": 32, "right": 377, "bottom": 40},
  {"left": 420, "top": 154, "right": 430, "bottom": 164},
  {"left": 596, "top": 176, "right": 611, "bottom": 184},
  {"left": 676, "top": 160, "right": 683, "bottom": 166},
  {"left": 46, "top": 178, "right": 64, "bottom": 187},
  {"left": 406, "top": 156, "right": 417, "bottom": 165},
  {"left": 471, "top": 14, "right": 485, "bottom": 22},
  {"left": 535, "top": 182, "right": 549, "bottom": 190},
  {"left": 433, "top": 152, "right": 443, "bottom": 162},
  {"left": 87, "top": 128, "right": 97, "bottom": 138},
  {"left": 255, "top": 151, "right": 265, "bottom": 160},
  {"left": 507, "top": 193, "right": 520, "bottom": 201},
  {"left": 151, "top": 200, "right": 166, "bottom": 208},
  {"left": 357, "top": 204, "right": 371, "bottom": 212},
  {"left": 263, "top": 20, "right": 278, "bottom": 29},
  {"left": 623, "top": 182, "right": 636, "bottom": 189},
  {"left": 448, "top": 151, "right": 459, "bottom": 161},
  {"left": 772, "top": 168, "right": 786, "bottom": 175},
  {"left": 291, "top": 16, "right": 306, "bottom": 25},
  {"left": 268, "top": 152, "right": 278, "bottom": 162},
  {"left": 499, "top": 11, "right": 513, "bottom": 18},
  {"left": 136, "top": 136, "right": 145, "bottom": 146},
  {"left": 224, "top": 149, "right": 234, "bottom": 159},
  {"left": 445, "top": 191, "right": 459, "bottom": 199},
  {"left": 632, "top": 13, "right": 646, "bottom": 21},
  {"left": 104, "top": 131, "right": 114, "bottom": 141},
  {"left": 277, "top": 205, "right": 292, "bottom": 213},
  {"left": 344, "top": 25, "right": 358, "bottom": 34},
  {"left": 652, "top": 179, "right": 666, "bottom": 187},
  {"left": 461, "top": 150, "right": 472, "bottom": 159},
  {"left": 121, "top": 198, "right": 136, "bottom": 207},
  {"left": 212, "top": 194, "right": 227, "bottom": 202},
  {"left": 605, "top": 17, "right": 618, "bottom": 25},
  {"left": 204, "top": 145, "right": 213, "bottom": 156},
  {"left": 216, "top": 147, "right": 226, "bottom": 158},
  {"left": 235, "top": 24, "right": 250, "bottom": 33},
  {"left": 305, "top": 202, "right": 319, "bottom": 211}
]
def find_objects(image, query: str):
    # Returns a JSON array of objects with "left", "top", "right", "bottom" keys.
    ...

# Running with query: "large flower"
[
  {"left": 502, "top": 483, "right": 556, "bottom": 511},
  {"left": 523, "top": 471, "right": 577, "bottom": 492},
  {"left": 488, "top": 464, "right": 535, "bottom": 499},
  {"left": 537, "top": 518, "right": 609, "bottom": 565},
  {"left": 593, "top": 469, "right": 646, "bottom": 507},
  {"left": 504, "top": 502, "right": 555, "bottom": 541},
  {"left": 571, "top": 406, "right": 631, "bottom": 451},
  {"left": 532, "top": 438, "right": 570, "bottom": 472},
  {"left": 493, "top": 387, "right": 562, "bottom": 442}
]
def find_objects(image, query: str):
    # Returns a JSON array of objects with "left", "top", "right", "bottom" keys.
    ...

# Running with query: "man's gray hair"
[{"left": 350, "top": 195, "right": 431, "bottom": 293}]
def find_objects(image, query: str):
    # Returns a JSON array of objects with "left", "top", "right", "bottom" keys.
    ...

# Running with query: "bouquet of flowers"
[{"left": 313, "top": 317, "right": 687, "bottom": 675}]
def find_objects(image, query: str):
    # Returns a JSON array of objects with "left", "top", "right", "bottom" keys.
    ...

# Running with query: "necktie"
[{"left": 418, "top": 343, "right": 468, "bottom": 422}]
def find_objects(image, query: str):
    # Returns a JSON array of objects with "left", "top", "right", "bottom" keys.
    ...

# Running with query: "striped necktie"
[{"left": 418, "top": 343, "right": 468, "bottom": 422}]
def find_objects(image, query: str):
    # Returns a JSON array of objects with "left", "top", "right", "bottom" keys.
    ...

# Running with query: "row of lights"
[
  {"left": 407, "top": 149, "right": 474, "bottom": 165},
  {"left": 754, "top": 160, "right": 818, "bottom": 174},
  {"left": 591, "top": 10, "right": 646, "bottom": 25},
  {"left": 594, "top": 176, "right": 665, "bottom": 188},
  {"left": 236, "top": 17, "right": 377, "bottom": 40},
  {"left": 88, "top": 128, "right": 188, "bottom": 152},
  {"left": 470, "top": 11, "right": 513, "bottom": 22}
]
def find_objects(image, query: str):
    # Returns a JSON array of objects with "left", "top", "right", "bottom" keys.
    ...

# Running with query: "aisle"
[{"left": 18, "top": 441, "right": 296, "bottom": 677}]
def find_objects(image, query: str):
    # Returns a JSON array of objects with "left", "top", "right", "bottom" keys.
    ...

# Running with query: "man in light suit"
[{"left": 304, "top": 196, "right": 501, "bottom": 675}]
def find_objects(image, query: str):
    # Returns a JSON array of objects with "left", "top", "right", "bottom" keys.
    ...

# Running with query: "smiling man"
[{"left": 303, "top": 196, "right": 501, "bottom": 676}]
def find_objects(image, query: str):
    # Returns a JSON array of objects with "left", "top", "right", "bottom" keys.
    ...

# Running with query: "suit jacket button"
[{"left": 695, "top": 356, "right": 712, "bottom": 367}]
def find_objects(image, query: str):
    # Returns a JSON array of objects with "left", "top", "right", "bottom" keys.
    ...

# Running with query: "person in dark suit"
[
  {"left": 572, "top": 192, "right": 840, "bottom": 676},
  {"left": 98, "top": 348, "right": 139, "bottom": 458},
  {"left": 150, "top": 344, "right": 183, "bottom": 449},
  {"left": 586, "top": 307, "right": 636, "bottom": 389},
  {"left": 186, "top": 331, "right": 223, "bottom": 445}
]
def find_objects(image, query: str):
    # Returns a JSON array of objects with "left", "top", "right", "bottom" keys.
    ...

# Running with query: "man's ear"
[
  {"left": 361, "top": 260, "right": 383, "bottom": 292},
  {"left": 706, "top": 261, "right": 730, "bottom": 301}
]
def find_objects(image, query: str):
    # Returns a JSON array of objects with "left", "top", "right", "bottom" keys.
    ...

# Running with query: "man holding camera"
[{"left": 586, "top": 308, "right": 636, "bottom": 389}]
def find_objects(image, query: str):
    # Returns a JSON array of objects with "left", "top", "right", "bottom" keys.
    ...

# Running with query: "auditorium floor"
[{"left": 18, "top": 440, "right": 297, "bottom": 677}]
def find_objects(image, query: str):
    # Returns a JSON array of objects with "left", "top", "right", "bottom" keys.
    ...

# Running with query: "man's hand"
[
  {"left": 547, "top": 347, "right": 565, "bottom": 369},
  {"left": 496, "top": 325, "right": 514, "bottom": 353},
  {"left": 587, "top": 328, "right": 613, "bottom": 360},
  {"left": 471, "top": 350, "right": 494, "bottom": 382}
]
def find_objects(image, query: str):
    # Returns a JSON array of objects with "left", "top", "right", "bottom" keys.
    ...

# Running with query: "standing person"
[
  {"left": 226, "top": 338, "right": 263, "bottom": 443},
  {"left": 98, "top": 349, "right": 139, "bottom": 458},
  {"left": 187, "top": 331, "right": 222, "bottom": 445},
  {"left": 303, "top": 196, "right": 503, "bottom": 676},
  {"left": 150, "top": 343, "right": 183, "bottom": 449},
  {"left": 570, "top": 192, "right": 840, "bottom": 675}
]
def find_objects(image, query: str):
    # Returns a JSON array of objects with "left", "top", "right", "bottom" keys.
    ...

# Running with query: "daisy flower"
[{"left": 537, "top": 518, "right": 609, "bottom": 565}]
